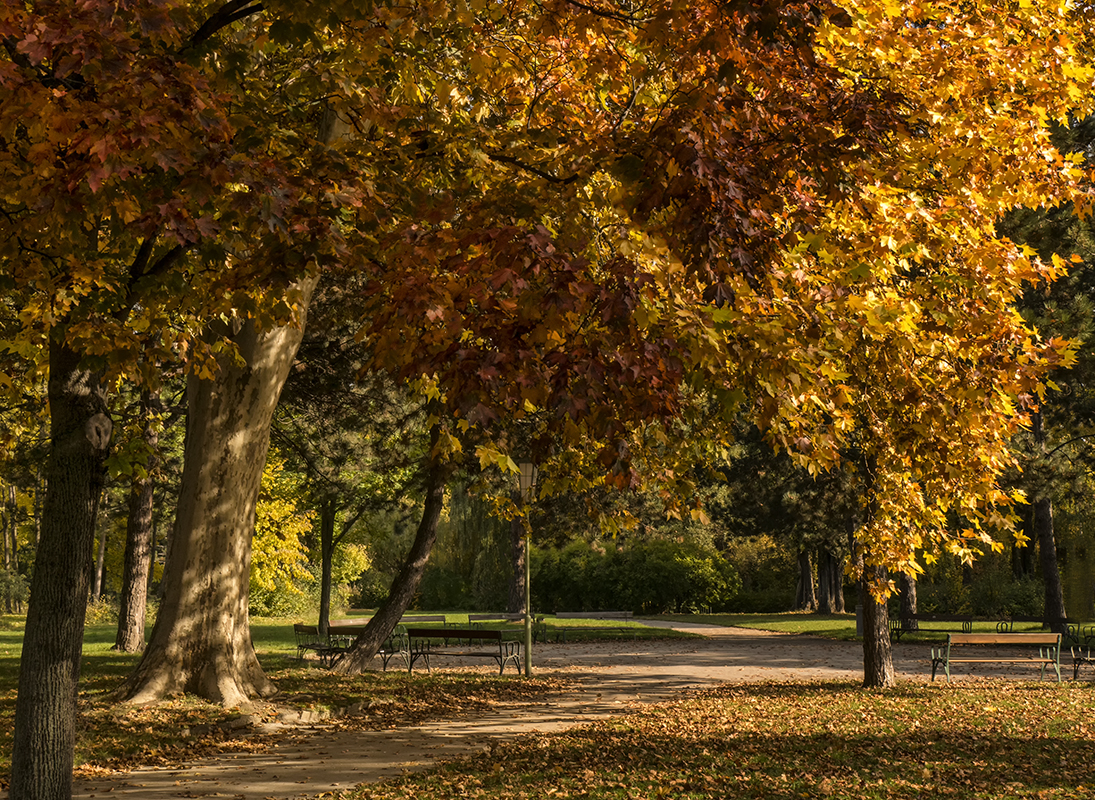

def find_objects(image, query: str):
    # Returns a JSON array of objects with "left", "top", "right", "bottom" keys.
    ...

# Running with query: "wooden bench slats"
[{"left": 931, "top": 632, "right": 1062, "bottom": 682}]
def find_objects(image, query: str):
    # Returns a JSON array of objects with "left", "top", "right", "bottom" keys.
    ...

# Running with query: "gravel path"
[{"left": 66, "top": 624, "right": 957, "bottom": 800}]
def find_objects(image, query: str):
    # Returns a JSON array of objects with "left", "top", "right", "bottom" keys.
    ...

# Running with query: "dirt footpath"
[{"left": 69, "top": 624, "right": 946, "bottom": 800}]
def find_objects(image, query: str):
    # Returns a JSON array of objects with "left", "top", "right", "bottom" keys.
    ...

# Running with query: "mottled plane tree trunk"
[{"left": 119, "top": 277, "right": 317, "bottom": 706}]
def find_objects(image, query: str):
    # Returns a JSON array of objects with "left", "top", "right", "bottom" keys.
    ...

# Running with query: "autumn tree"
[{"left": 1, "top": 0, "right": 372, "bottom": 794}]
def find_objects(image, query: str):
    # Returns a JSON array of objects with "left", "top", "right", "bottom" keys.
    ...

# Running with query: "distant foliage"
[
  {"left": 249, "top": 454, "right": 315, "bottom": 617},
  {"left": 532, "top": 538, "right": 740, "bottom": 615},
  {"left": 0, "top": 568, "right": 28, "bottom": 610}
]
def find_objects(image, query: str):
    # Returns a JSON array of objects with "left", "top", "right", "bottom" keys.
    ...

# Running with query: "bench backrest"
[
  {"left": 407, "top": 627, "right": 501, "bottom": 641},
  {"left": 949, "top": 633, "right": 1060, "bottom": 646},
  {"left": 400, "top": 615, "right": 448, "bottom": 624},
  {"left": 327, "top": 624, "right": 368, "bottom": 635},
  {"left": 468, "top": 613, "right": 524, "bottom": 621}
]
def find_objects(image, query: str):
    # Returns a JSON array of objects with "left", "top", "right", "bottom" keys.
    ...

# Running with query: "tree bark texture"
[
  {"left": 119, "top": 278, "right": 317, "bottom": 707},
  {"left": 333, "top": 427, "right": 450, "bottom": 673},
  {"left": 10, "top": 340, "right": 112, "bottom": 800},
  {"left": 861, "top": 564, "right": 895, "bottom": 688},
  {"left": 793, "top": 549, "right": 817, "bottom": 611},
  {"left": 115, "top": 391, "right": 159, "bottom": 652}
]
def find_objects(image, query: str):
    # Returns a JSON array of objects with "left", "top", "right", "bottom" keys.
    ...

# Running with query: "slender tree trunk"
[
  {"left": 318, "top": 497, "right": 337, "bottom": 635},
  {"left": 115, "top": 391, "right": 159, "bottom": 652},
  {"left": 508, "top": 491, "right": 526, "bottom": 615},
  {"left": 793, "top": 549, "right": 817, "bottom": 611},
  {"left": 118, "top": 278, "right": 317, "bottom": 707},
  {"left": 91, "top": 524, "right": 108, "bottom": 604},
  {"left": 1036, "top": 497, "right": 1068, "bottom": 630},
  {"left": 854, "top": 456, "right": 895, "bottom": 688},
  {"left": 11, "top": 339, "right": 112, "bottom": 800},
  {"left": 333, "top": 426, "right": 451, "bottom": 673},
  {"left": 1031, "top": 410, "right": 1067, "bottom": 631}
]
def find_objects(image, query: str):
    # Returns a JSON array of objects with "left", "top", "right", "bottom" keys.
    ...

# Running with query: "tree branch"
[
  {"left": 182, "top": 0, "right": 266, "bottom": 54},
  {"left": 488, "top": 153, "right": 581, "bottom": 185}
]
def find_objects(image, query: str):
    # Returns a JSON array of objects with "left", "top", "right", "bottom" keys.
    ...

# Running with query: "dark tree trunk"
[
  {"left": 11, "top": 339, "right": 112, "bottom": 800},
  {"left": 333, "top": 427, "right": 451, "bottom": 673},
  {"left": 318, "top": 497, "right": 337, "bottom": 635},
  {"left": 793, "top": 549, "right": 817, "bottom": 611},
  {"left": 1012, "top": 502, "right": 1037, "bottom": 578},
  {"left": 861, "top": 564, "right": 895, "bottom": 688},
  {"left": 114, "top": 391, "right": 159, "bottom": 653},
  {"left": 816, "top": 547, "right": 844, "bottom": 614},
  {"left": 1031, "top": 410, "right": 1067, "bottom": 632},
  {"left": 1036, "top": 496, "right": 1068, "bottom": 631},
  {"left": 898, "top": 572, "right": 917, "bottom": 627},
  {"left": 119, "top": 279, "right": 315, "bottom": 707},
  {"left": 508, "top": 493, "right": 526, "bottom": 615}
]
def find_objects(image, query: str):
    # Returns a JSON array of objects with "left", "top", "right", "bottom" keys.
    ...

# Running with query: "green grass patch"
[{"left": 343, "top": 680, "right": 1095, "bottom": 799}]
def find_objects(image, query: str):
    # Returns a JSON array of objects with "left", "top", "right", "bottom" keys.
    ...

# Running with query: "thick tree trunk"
[
  {"left": 115, "top": 391, "right": 159, "bottom": 652},
  {"left": 10, "top": 339, "right": 112, "bottom": 800},
  {"left": 333, "top": 428, "right": 450, "bottom": 673},
  {"left": 793, "top": 549, "right": 817, "bottom": 611},
  {"left": 118, "top": 278, "right": 316, "bottom": 707},
  {"left": 861, "top": 564, "right": 895, "bottom": 688},
  {"left": 508, "top": 494, "right": 526, "bottom": 615}
]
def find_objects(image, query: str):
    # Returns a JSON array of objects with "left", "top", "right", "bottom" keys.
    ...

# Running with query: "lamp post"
[{"left": 518, "top": 460, "right": 538, "bottom": 677}]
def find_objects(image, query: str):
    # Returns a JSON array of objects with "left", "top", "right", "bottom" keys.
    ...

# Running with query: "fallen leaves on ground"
[
  {"left": 338, "top": 680, "right": 1095, "bottom": 800},
  {"left": 62, "top": 666, "right": 580, "bottom": 780}
]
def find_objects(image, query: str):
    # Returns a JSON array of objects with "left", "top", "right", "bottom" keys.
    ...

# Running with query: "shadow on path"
[{"left": 65, "top": 624, "right": 1001, "bottom": 800}]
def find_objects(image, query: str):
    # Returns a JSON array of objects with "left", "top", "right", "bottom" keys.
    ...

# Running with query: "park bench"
[
  {"left": 406, "top": 627, "right": 522, "bottom": 674},
  {"left": 994, "top": 616, "right": 1086, "bottom": 646},
  {"left": 930, "top": 632, "right": 1062, "bottom": 682},
  {"left": 293, "top": 621, "right": 412, "bottom": 670},
  {"left": 293, "top": 623, "right": 345, "bottom": 667},
  {"left": 326, "top": 623, "right": 410, "bottom": 671},
  {"left": 889, "top": 614, "right": 973, "bottom": 642},
  {"left": 551, "top": 611, "right": 639, "bottom": 642}
]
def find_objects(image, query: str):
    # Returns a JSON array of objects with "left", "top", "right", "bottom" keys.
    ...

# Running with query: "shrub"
[{"left": 531, "top": 538, "right": 740, "bottom": 614}]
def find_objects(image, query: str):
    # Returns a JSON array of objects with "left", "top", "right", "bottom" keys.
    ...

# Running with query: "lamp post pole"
[{"left": 518, "top": 461, "right": 537, "bottom": 678}]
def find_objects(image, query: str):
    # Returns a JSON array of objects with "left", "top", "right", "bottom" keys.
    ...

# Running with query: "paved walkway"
[{"left": 68, "top": 624, "right": 943, "bottom": 800}]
